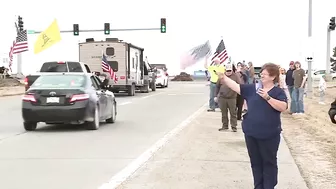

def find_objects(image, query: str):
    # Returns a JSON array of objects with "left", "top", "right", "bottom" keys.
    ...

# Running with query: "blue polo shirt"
[{"left": 240, "top": 84, "right": 287, "bottom": 139}]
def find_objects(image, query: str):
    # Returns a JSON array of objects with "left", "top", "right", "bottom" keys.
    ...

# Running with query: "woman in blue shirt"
[{"left": 220, "top": 63, "right": 288, "bottom": 189}]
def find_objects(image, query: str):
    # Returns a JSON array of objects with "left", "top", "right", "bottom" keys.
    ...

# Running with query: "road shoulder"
[
  {"left": 0, "top": 86, "right": 24, "bottom": 97},
  {"left": 117, "top": 110, "right": 308, "bottom": 189}
]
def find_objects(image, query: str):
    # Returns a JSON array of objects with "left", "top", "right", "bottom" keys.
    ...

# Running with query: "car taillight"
[
  {"left": 22, "top": 94, "right": 36, "bottom": 102},
  {"left": 24, "top": 77, "right": 28, "bottom": 85},
  {"left": 70, "top": 94, "right": 89, "bottom": 102},
  {"left": 58, "top": 61, "right": 65, "bottom": 64}
]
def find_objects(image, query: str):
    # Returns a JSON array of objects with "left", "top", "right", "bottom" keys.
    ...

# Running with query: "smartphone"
[{"left": 255, "top": 80, "right": 263, "bottom": 92}]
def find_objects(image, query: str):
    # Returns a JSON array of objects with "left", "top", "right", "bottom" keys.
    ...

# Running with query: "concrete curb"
[{"left": 0, "top": 92, "right": 24, "bottom": 97}]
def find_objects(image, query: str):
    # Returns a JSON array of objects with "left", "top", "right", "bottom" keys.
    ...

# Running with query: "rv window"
[
  {"left": 107, "top": 61, "right": 119, "bottom": 72},
  {"left": 106, "top": 47, "right": 115, "bottom": 56},
  {"left": 132, "top": 58, "right": 135, "bottom": 68},
  {"left": 136, "top": 55, "right": 139, "bottom": 68}
]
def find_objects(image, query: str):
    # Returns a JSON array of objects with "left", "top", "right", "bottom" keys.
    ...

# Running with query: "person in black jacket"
[
  {"left": 285, "top": 61, "right": 295, "bottom": 113},
  {"left": 328, "top": 99, "right": 336, "bottom": 124}
]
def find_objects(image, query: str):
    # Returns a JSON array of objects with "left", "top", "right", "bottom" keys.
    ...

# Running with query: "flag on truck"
[
  {"left": 34, "top": 19, "right": 61, "bottom": 54},
  {"left": 180, "top": 40, "right": 212, "bottom": 69},
  {"left": 102, "top": 53, "right": 118, "bottom": 83},
  {"left": 211, "top": 39, "right": 228, "bottom": 65},
  {"left": 8, "top": 30, "right": 29, "bottom": 72}
]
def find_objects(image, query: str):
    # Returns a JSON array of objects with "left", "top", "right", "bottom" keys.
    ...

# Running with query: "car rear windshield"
[
  {"left": 40, "top": 62, "right": 83, "bottom": 72},
  {"left": 31, "top": 75, "right": 86, "bottom": 88}
]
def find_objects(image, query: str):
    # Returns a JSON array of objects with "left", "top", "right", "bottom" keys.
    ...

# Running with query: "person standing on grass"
[
  {"left": 285, "top": 61, "right": 295, "bottom": 113},
  {"left": 318, "top": 75, "right": 327, "bottom": 105},
  {"left": 279, "top": 68, "right": 290, "bottom": 100},
  {"left": 219, "top": 63, "right": 287, "bottom": 189},
  {"left": 328, "top": 99, "right": 336, "bottom": 124},
  {"left": 292, "top": 61, "right": 306, "bottom": 115}
]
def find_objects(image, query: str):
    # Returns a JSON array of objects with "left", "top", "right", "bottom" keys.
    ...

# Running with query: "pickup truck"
[{"left": 24, "top": 61, "right": 91, "bottom": 91}]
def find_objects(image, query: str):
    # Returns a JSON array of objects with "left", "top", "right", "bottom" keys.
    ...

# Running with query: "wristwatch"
[{"left": 266, "top": 95, "right": 271, "bottom": 101}]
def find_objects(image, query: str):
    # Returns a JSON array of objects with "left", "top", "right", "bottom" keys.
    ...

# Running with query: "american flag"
[
  {"left": 211, "top": 39, "right": 228, "bottom": 64},
  {"left": 8, "top": 30, "right": 29, "bottom": 71},
  {"left": 102, "top": 53, "right": 118, "bottom": 83},
  {"left": 180, "top": 40, "right": 212, "bottom": 69}
]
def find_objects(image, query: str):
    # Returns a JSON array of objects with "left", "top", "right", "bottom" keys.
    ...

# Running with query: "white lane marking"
[
  {"left": 140, "top": 92, "right": 163, "bottom": 99},
  {"left": 119, "top": 101, "right": 132, "bottom": 106},
  {"left": 182, "top": 92, "right": 204, "bottom": 95},
  {"left": 98, "top": 102, "right": 207, "bottom": 189},
  {"left": 167, "top": 93, "right": 204, "bottom": 96}
]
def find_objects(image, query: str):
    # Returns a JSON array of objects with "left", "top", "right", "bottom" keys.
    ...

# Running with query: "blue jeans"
[
  {"left": 287, "top": 86, "right": 295, "bottom": 113},
  {"left": 209, "top": 82, "right": 218, "bottom": 109},
  {"left": 292, "top": 87, "right": 304, "bottom": 113}
]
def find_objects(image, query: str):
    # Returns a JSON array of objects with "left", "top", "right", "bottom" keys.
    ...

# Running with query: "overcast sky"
[{"left": 0, "top": 0, "right": 336, "bottom": 75}]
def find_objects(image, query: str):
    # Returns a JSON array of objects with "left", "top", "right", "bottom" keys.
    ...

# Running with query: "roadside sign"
[
  {"left": 306, "top": 57, "right": 313, "bottom": 62},
  {"left": 27, "top": 30, "right": 35, "bottom": 34}
]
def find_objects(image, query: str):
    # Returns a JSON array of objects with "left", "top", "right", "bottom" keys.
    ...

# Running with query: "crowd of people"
[{"left": 204, "top": 58, "right": 330, "bottom": 189}]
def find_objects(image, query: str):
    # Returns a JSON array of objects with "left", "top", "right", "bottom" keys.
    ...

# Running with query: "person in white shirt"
[
  {"left": 279, "top": 68, "right": 290, "bottom": 100},
  {"left": 319, "top": 75, "right": 327, "bottom": 104}
]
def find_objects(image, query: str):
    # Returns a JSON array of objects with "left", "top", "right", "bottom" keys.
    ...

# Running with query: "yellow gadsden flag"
[{"left": 34, "top": 19, "right": 61, "bottom": 54}]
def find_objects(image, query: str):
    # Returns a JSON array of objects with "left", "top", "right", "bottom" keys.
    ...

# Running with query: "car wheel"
[
  {"left": 165, "top": 80, "right": 168, "bottom": 88},
  {"left": 86, "top": 105, "right": 100, "bottom": 130},
  {"left": 106, "top": 101, "right": 117, "bottom": 123},
  {"left": 333, "top": 77, "right": 336, "bottom": 81},
  {"left": 24, "top": 122, "right": 37, "bottom": 131}
]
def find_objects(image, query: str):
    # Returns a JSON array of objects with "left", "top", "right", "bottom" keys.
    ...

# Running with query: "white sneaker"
[
  {"left": 298, "top": 113, "right": 305, "bottom": 115},
  {"left": 319, "top": 102, "right": 326, "bottom": 105}
]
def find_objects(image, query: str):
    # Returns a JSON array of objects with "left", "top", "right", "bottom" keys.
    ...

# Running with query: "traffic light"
[
  {"left": 160, "top": 18, "right": 166, "bottom": 33},
  {"left": 104, "top": 23, "right": 110, "bottom": 35},
  {"left": 73, "top": 24, "right": 79, "bottom": 36},
  {"left": 329, "top": 17, "right": 335, "bottom": 31},
  {"left": 18, "top": 16, "right": 24, "bottom": 31}
]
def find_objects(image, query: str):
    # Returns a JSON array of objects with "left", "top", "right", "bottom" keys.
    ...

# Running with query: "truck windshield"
[
  {"left": 31, "top": 75, "right": 86, "bottom": 89},
  {"left": 40, "top": 62, "right": 83, "bottom": 72}
]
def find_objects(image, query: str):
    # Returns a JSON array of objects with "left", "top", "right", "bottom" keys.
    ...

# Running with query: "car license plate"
[{"left": 46, "top": 97, "right": 60, "bottom": 103}]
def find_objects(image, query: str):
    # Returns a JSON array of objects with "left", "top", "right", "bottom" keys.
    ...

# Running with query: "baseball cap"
[
  {"left": 289, "top": 61, "right": 294, "bottom": 65},
  {"left": 226, "top": 63, "right": 233, "bottom": 71}
]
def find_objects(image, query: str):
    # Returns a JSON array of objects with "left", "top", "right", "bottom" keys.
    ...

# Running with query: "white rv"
[{"left": 79, "top": 38, "right": 154, "bottom": 96}]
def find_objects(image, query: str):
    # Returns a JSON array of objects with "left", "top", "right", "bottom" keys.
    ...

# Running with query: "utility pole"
[{"left": 306, "top": 0, "right": 313, "bottom": 98}]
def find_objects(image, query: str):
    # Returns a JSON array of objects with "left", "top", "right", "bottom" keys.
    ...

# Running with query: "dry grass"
[{"left": 282, "top": 86, "right": 336, "bottom": 189}]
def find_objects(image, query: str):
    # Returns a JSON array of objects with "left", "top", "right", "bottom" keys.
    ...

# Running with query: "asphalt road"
[{"left": 0, "top": 82, "right": 208, "bottom": 189}]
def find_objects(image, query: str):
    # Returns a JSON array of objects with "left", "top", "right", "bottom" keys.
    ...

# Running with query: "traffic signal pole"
[
  {"left": 27, "top": 28, "right": 162, "bottom": 34},
  {"left": 326, "top": 28, "right": 331, "bottom": 75}
]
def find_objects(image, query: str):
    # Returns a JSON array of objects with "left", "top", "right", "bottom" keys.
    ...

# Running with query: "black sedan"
[{"left": 22, "top": 73, "right": 117, "bottom": 131}]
